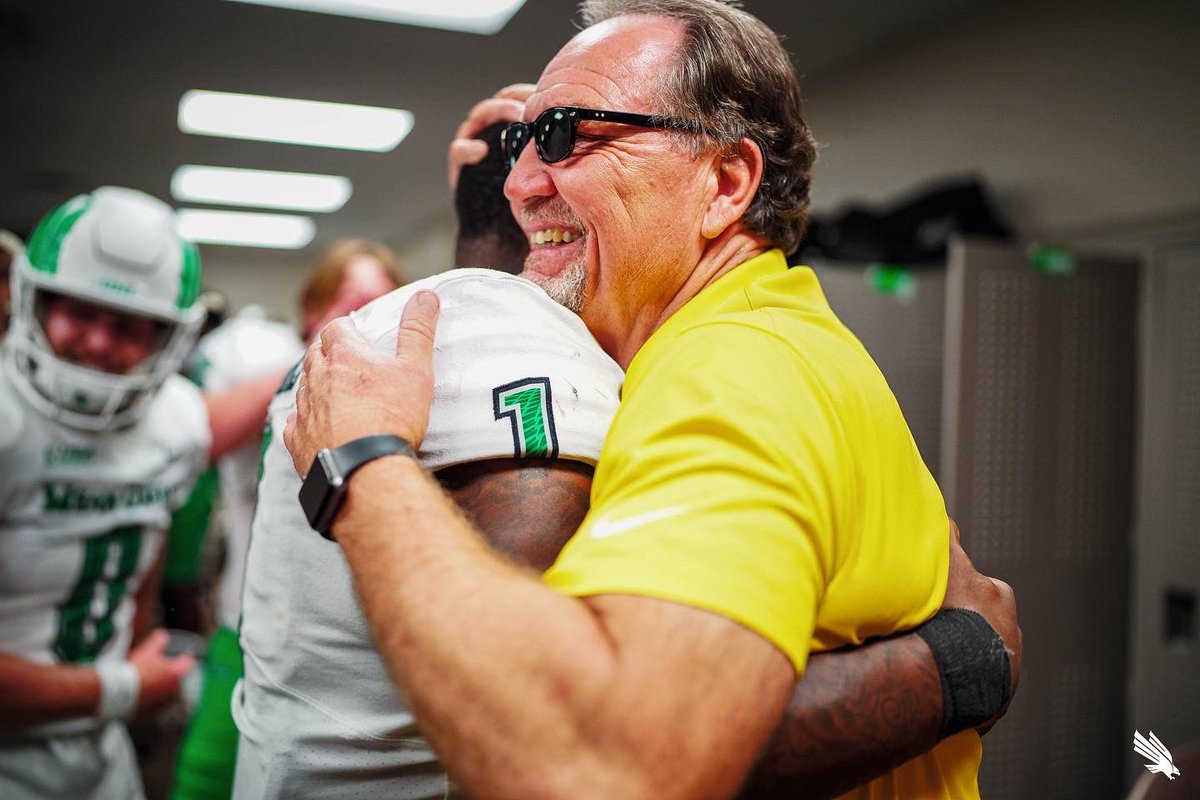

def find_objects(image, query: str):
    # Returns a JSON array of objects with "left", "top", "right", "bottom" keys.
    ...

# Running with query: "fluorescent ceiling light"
[
  {"left": 172, "top": 165, "right": 352, "bottom": 212},
  {"left": 178, "top": 209, "right": 315, "bottom": 249},
  {"left": 179, "top": 90, "right": 413, "bottom": 152},
  {"left": 224, "top": 0, "right": 527, "bottom": 35}
]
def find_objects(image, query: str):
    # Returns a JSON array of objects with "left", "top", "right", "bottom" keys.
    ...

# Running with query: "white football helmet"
[{"left": 5, "top": 187, "right": 205, "bottom": 430}]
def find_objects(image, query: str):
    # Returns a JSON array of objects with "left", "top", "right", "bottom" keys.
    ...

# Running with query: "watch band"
[{"left": 299, "top": 434, "right": 415, "bottom": 540}]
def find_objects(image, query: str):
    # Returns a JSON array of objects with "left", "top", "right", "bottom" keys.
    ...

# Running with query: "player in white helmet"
[{"left": 0, "top": 187, "right": 210, "bottom": 799}]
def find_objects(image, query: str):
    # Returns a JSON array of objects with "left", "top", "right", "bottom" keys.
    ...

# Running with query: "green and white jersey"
[
  {"left": 0, "top": 361, "right": 209, "bottom": 736},
  {"left": 234, "top": 269, "right": 623, "bottom": 800},
  {"left": 194, "top": 309, "right": 304, "bottom": 631}
]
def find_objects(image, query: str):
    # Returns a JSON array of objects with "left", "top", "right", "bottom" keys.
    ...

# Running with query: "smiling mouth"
[{"left": 530, "top": 227, "right": 582, "bottom": 247}]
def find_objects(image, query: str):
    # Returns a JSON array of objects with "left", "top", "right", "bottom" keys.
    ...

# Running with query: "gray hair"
[{"left": 579, "top": 0, "right": 816, "bottom": 253}]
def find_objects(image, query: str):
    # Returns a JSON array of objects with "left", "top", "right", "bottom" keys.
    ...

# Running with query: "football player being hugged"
[
  {"left": 169, "top": 240, "right": 405, "bottom": 800},
  {"left": 0, "top": 187, "right": 209, "bottom": 799}
]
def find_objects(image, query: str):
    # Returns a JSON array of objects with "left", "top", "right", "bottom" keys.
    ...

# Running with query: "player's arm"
[
  {"left": 0, "top": 633, "right": 193, "bottom": 733},
  {"left": 741, "top": 635, "right": 942, "bottom": 799},
  {"left": 204, "top": 368, "right": 289, "bottom": 462},
  {"left": 436, "top": 457, "right": 592, "bottom": 572},
  {"left": 740, "top": 523, "right": 1021, "bottom": 799},
  {"left": 0, "top": 653, "right": 102, "bottom": 732}
]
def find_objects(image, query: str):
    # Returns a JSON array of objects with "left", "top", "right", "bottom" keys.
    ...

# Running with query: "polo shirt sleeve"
[{"left": 544, "top": 320, "right": 844, "bottom": 673}]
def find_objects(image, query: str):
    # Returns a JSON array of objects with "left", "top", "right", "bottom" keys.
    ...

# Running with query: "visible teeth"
[{"left": 532, "top": 228, "right": 578, "bottom": 246}]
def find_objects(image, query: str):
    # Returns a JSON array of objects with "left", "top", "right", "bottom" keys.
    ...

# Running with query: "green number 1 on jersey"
[
  {"left": 56, "top": 525, "right": 143, "bottom": 663},
  {"left": 493, "top": 377, "right": 559, "bottom": 458}
]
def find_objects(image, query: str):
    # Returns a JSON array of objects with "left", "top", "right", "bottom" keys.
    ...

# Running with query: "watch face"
[
  {"left": 298, "top": 437, "right": 412, "bottom": 540},
  {"left": 298, "top": 461, "right": 325, "bottom": 518},
  {"left": 299, "top": 449, "right": 341, "bottom": 538}
]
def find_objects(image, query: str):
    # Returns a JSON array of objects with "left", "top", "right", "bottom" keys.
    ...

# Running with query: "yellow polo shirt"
[{"left": 544, "top": 249, "right": 981, "bottom": 798}]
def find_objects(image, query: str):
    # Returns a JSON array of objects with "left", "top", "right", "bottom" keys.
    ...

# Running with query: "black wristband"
[{"left": 914, "top": 608, "right": 1011, "bottom": 739}]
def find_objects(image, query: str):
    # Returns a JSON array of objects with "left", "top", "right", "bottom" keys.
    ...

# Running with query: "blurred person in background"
[
  {"left": 298, "top": 240, "right": 406, "bottom": 342},
  {"left": 169, "top": 240, "right": 405, "bottom": 800},
  {"left": 0, "top": 230, "right": 24, "bottom": 337},
  {"left": 0, "top": 187, "right": 210, "bottom": 800},
  {"left": 285, "top": 1, "right": 1022, "bottom": 798},
  {"left": 161, "top": 290, "right": 231, "bottom": 639}
]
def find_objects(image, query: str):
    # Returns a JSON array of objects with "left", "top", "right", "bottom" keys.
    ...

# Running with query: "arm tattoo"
[
  {"left": 436, "top": 458, "right": 593, "bottom": 572},
  {"left": 737, "top": 633, "right": 943, "bottom": 800}
]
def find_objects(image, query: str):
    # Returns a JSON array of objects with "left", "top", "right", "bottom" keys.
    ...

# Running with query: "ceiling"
[{"left": 0, "top": 0, "right": 991, "bottom": 276}]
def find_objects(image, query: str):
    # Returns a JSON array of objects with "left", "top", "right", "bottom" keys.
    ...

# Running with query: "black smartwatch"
[{"left": 298, "top": 434, "right": 415, "bottom": 540}]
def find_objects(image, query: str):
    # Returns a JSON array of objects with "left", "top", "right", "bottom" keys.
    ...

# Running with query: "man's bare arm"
[
  {"left": 439, "top": 462, "right": 1015, "bottom": 800},
  {"left": 440, "top": 458, "right": 940, "bottom": 799},
  {"left": 332, "top": 454, "right": 793, "bottom": 800}
]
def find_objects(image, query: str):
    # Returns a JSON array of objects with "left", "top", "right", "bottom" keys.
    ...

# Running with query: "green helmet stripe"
[
  {"left": 176, "top": 240, "right": 202, "bottom": 309},
  {"left": 25, "top": 195, "right": 93, "bottom": 275}
]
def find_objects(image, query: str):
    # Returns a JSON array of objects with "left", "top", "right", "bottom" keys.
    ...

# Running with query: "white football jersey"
[
  {"left": 0, "top": 361, "right": 209, "bottom": 736},
  {"left": 193, "top": 309, "right": 304, "bottom": 630},
  {"left": 234, "top": 269, "right": 623, "bottom": 799}
]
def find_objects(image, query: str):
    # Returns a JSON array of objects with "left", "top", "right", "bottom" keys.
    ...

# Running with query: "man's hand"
[
  {"left": 284, "top": 291, "right": 441, "bottom": 478},
  {"left": 448, "top": 84, "right": 535, "bottom": 190},
  {"left": 129, "top": 629, "right": 194, "bottom": 716},
  {"left": 942, "top": 520, "right": 1022, "bottom": 733}
]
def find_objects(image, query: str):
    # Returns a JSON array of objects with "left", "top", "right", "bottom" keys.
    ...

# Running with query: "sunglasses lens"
[
  {"left": 539, "top": 109, "right": 574, "bottom": 163},
  {"left": 502, "top": 123, "right": 529, "bottom": 169}
]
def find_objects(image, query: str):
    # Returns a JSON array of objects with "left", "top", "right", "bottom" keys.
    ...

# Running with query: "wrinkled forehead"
[{"left": 527, "top": 15, "right": 685, "bottom": 119}]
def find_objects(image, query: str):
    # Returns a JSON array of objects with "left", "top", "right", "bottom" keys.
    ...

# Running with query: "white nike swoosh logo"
[{"left": 588, "top": 505, "right": 690, "bottom": 539}]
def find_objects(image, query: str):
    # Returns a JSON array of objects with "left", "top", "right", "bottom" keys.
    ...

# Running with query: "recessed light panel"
[
  {"left": 225, "top": 0, "right": 527, "bottom": 35},
  {"left": 178, "top": 209, "right": 316, "bottom": 249},
  {"left": 179, "top": 90, "right": 413, "bottom": 152},
  {"left": 172, "top": 165, "right": 352, "bottom": 212}
]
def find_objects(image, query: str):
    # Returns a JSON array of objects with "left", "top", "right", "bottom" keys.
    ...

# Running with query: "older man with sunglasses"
[{"left": 285, "top": 2, "right": 1021, "bottom": 799}]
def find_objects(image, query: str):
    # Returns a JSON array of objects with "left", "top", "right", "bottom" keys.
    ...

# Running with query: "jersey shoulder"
[
  {"left": 351, "top": 269, "right": 624, "bottom": 470},
  {"left": 354, "top": 268, "right": 613, "bottom": 364}
]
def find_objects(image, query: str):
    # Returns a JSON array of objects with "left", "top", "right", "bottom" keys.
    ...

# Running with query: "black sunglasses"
[{"left": 501, "top": 106, "right": 705, "bottom": 170}]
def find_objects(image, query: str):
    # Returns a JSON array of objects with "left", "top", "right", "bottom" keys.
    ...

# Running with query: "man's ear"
[{"left": 702, "top": 137, "right": 764, "bottom": 240}]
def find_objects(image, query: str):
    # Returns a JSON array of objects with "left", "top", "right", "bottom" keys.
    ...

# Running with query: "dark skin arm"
[
  {"left": 738, "top": 521, "right": 1021, "bottom": 799},
  {"left": 737, "top": 636, "right": 942, "bottom": 800},
  {"left": 436, "top": 456, "right": 592, "bottom": 573},
  {"left": 428, "top": 457, "right": 1018, "bottom": 800}
]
